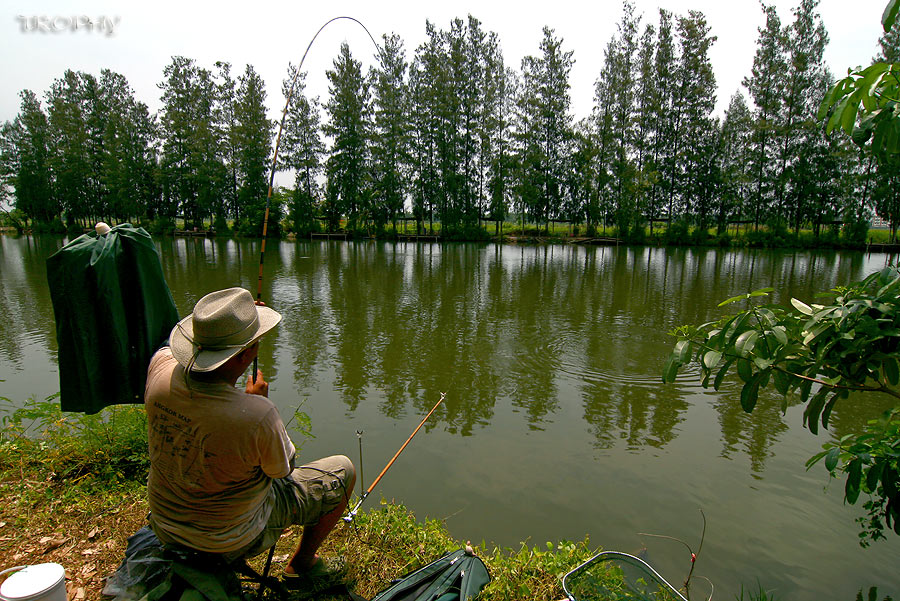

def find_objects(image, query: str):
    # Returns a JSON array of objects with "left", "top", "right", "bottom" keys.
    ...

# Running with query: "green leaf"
[
  {"left": 712, "top": 315, "right": 738, "bottom": 346},
  {"left": 799, "top": 378, "right": 813, "bottom": 403},
  {"left": 806, "top": 449, "right": 828, "bottom": 469},
  {"left": 749, "top": 287, "right": 775, "bottom": 298},
  {"left": 703, "top": 350, "right": 722, "bottom": 369},
  {"left": 884, "top": 0, "right": 899, "bottom": 32},
  {"left": 846, "top": 459, "right": 862, "bottom": 505},
  {"left": 867, "top": 462, "right": 885, "bottom": 492},
  {"left": 841, "top": 93, "right": 862, "bottom": 135},
  {"left": 718, "top": 293, "right": 748, "bottom": 307},
  {"left": 675, "top": 340, "right": 692, "bottom": 363},
  {"left": 803, "top": 322, "right": 833, "bottom": 345},
  {"left": 827, "top": 94, "right": 851, "bottom": 134},
  {"left": 756, "top": 307, "right": 777, "bottom": 327},
  {"left": 820, "top": 76, "right": 849, "bottom": 120},
  {"left": 752, "top": 356, "right": 772, "bottom": 370},
  {"left": 737, "top": 357, "right": 753, "bottom": 382},
  {"left": 713, "top": 358, "right": 735, "bottom": 391},
  {"left": 804, "top": 388, "right": 830, "bottom": 435},
  {"left": 791, "top": 298, "right": 814, "bottom": 315},
  {"left": 825, "top": 446, "right": 841, "bottom": 472},
  {"left": 885, "top": 357, "right": 900, "bottom": 386},
  {"left": 726, "top": 312, "right": 750, "bottom": 345},
  {"left": 821, "top": 392, "right": 840, "bottom": 430},
  {"left": 773, "top": 369, "right": 792, "bottom": 395},
  {"left": 883, "top": 465, "right": 899, "bottom": 498},
  {"left": 735, "top": 330, "right": 759, "bottom": 356},
  {"left": 740, "top": 371, "right": 766, "bottom": 413},
  {"left": 662, "top": 354, "right": 681, "bottom": 384},
  {"left": 771, "top": 325, "right": 788, "bottom": 345}
]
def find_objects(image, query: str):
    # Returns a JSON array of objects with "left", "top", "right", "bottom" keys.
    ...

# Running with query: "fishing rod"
[
  {"left": 344, "top": 392, "right": 446, "bottom": 523},
  {"left": 253, "top": 16, "right": 381, "bottom": 381}
]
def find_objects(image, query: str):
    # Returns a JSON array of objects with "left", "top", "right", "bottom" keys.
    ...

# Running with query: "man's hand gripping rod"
[{"left": 344, "top": 392, "right": 446, "bottom": 523}]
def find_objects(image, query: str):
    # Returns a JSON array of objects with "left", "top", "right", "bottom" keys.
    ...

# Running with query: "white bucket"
[{"left": 0, "top": 564, "right": 67, "bottom": 601}]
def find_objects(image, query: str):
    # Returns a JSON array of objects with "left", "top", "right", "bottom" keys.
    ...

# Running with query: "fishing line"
[{"left": 252, "top": 16, "right": 381, "bottom": 381}]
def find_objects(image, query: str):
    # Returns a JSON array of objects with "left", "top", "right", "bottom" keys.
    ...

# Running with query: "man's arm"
[{"left": 257, "top": 406, "right": 297, "bottom": 479}]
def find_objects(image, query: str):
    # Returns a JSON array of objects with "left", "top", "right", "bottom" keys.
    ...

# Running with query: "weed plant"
[{"left": 0, "top": 394, "right": 150, "bottom": 486}]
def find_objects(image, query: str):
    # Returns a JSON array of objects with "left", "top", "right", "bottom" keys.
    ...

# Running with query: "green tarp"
[{"left": 47, "top": 224, "right": 179, "bottom": 414}]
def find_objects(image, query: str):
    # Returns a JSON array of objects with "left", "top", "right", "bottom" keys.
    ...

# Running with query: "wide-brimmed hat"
[{"left": 169, "top": 287, "right": 282, "bottom": 372}]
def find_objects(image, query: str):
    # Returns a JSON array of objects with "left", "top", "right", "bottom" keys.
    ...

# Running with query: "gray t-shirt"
[{"left": 145, "top": 348, "right": 295, "bottom": 553}]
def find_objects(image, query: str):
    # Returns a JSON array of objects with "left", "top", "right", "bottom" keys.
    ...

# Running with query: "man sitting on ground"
[{"left": 144, "top": 287, "right": 355, "bottom": 582}]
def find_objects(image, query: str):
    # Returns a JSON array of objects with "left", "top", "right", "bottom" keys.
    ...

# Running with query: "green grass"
[{"left": 0, "top": 397, "right": 604, "bottom": 600}]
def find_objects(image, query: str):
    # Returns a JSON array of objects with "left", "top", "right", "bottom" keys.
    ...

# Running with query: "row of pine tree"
[{"left": 2, "top": 1, "right": 899, "bottom": 240}]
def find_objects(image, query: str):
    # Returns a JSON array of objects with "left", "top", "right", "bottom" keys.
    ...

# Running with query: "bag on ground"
[{"left": 370, "top": 549, "right": 490, "bottom": 601}]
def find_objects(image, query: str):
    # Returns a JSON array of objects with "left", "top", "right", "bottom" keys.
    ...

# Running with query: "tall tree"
[
  {"left": 649, "top": 9, "right": 676, "bottom": 228},
  {"left": 876, "top": 16, "right": 900, "bottom": 62},
  {"left": 370, "top": 33, "right": 410, "bottom": 231},
  {"left": 867, "top": 15, "right": 900, "bottom": 239},
  {"left": 234, "top": 64, "right": 274, "bottom": 235},
  {"left": 5, "top": 91, "right": 55, "bottom": 223},
  {"left": 280, "top": 65, "right": 325, "bottom": 235},
  {"left": 633, "top": 21, "right": 660, "bottom": 232},
  {"left": 97, "top": 69, "right": 158, "bottom": 222},
  {"left": 743, "top": 4, "right": 786, "bottom": 229},
  {"left": 46, "top": 70, "right": 94, "bottom": 225},
  {"left": 158, "top": 56, "right": 225, "bottom": 226},
  {"left": 215, "top": 61, "right": 240, "bottom": 228},
  {"left": 610, "top": 1, "right": 640, "bottom": 234},
  {"left": 516, "top": 26, "right": 574, "bottom": 233},
  {"left": 774, "top": 0, "right": 829, "bottom": 231},
  {"left": 675, "top": 10, "right": 717, "bottom": 231},
  {"left": 485, "top": 62, "right": 516, "bottom": 234},
  {"left": 409, "top": 26, "right": 441, "bottom": 234},
  {"left": 0, "top": 121, "right": 17, "bottom": 212},
  {"left": 564, "top": 119, "right": 598, "bottom": 231},
  {"left": 718, "top": 92, "right": 753, "bottom": 233},
  {"left": 324, "top": 42, "right": 370, "bottom": 231}
]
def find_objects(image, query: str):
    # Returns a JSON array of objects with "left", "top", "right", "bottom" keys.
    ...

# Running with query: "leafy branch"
[
  {"left": 818, "top": 3, "right": 900, "bottom": 164},
  {"left": 663, "top": 267, "right": 900, "bottom": 544}
]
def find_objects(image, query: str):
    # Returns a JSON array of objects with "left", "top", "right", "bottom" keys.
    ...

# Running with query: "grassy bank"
[
  {"left": 4, "top": 208, "right": 895, "bottom": 251},
  {"left": 0, "top": 399, "right": 602, "bottom": 601}
]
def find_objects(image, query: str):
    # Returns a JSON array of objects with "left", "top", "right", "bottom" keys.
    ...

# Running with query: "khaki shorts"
[{"left": 224, "top": 455, "right": 355, "bottom": 562}]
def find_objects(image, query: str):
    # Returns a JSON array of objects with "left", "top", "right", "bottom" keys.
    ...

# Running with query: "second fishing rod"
[{"left": 344, "top": 392, "right": 446, "bottom": 523}]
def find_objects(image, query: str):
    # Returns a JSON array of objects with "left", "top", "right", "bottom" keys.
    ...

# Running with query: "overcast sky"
[{"left": 1, "top": 1, "right": 888, "bottom": 133}]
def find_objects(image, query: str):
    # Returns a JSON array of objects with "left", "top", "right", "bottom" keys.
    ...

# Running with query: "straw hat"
[{"left": 169, "top": 287, "right": 282, "bottom": 372}]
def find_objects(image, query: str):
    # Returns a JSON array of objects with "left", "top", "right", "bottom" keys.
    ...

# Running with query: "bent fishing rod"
[
  {"left": 253, "top": 16, "right": 381, "bottom": 381},
  {"left": 344, "top": 392, "right": 446, "bottom": 523}
]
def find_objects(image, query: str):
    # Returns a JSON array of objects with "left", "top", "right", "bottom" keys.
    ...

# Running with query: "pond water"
[{"left": 2, "top": 234, "right": 899, "bottom": 600}]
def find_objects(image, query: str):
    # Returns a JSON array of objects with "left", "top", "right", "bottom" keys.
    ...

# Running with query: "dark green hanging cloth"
[{"left": 46, "top": 224, "right": 180, "bottom": 414}]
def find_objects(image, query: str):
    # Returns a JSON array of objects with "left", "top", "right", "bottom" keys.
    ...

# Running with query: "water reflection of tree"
[
  {"left": 826, "top": 390, "right": 896, "bottom": 444},
  {"left": 326, "top": 243, "right": 375, "bottom": 410},
  {"left": 505, "top": 245, "right": 560, "bottom": 430},
  {"left": 712, "top": 381, "right": 790, "bottom": 474},
  {"left": 308, "top": 243, "right": 502, "bottom": 434},
  {"left": 0, "top": 235, "right": 65, "bottom": 370},
  {"left": 277, "top": 242, "right": 327, "bottom": 392},
  {"left": 575, "top": 246, "right": 690, "bottom": 450},
  {"left": 406, "top": 244, "right": 501, "bottom": 435}
]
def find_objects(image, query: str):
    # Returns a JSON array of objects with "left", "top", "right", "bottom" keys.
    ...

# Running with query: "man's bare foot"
[{"left": 284, "top": 554, "right": 319, "bottom": 576}]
